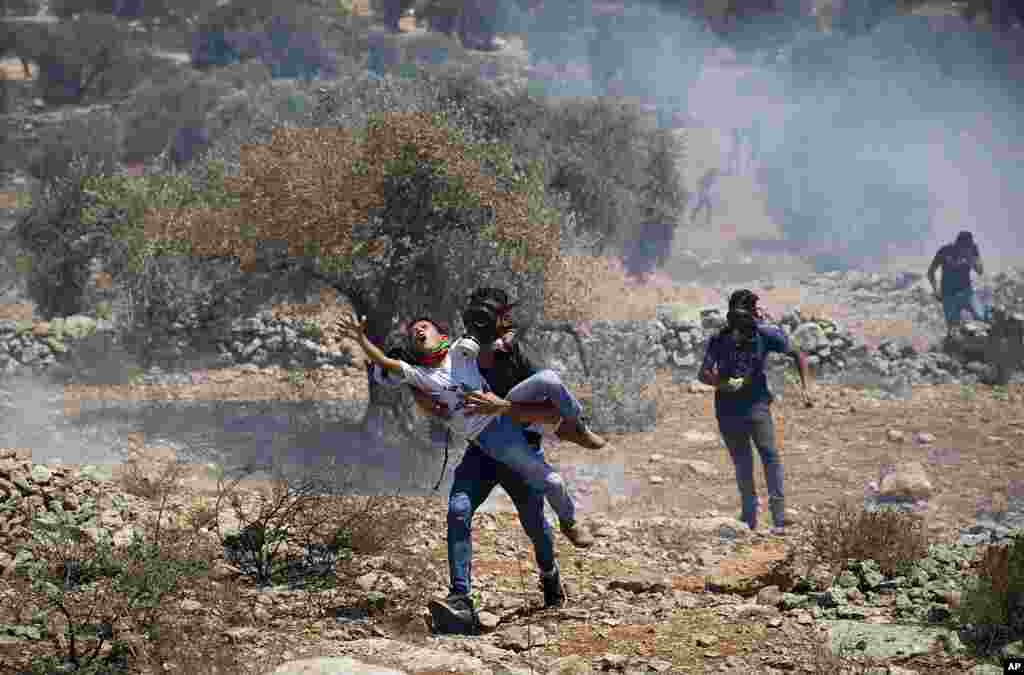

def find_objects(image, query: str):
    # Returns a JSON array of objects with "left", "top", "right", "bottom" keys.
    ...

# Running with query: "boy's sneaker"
[
  {"left": 540, "top": 568, "right": 566, "bottom": 608},
  {"left": 560, "top": 520, "right": 595, "bottom": 548},
  {"left": 555, "top": 417, "right": 607, "bottom": 450},
  {"left": 428, "top": 593, "right": 480, "bottom": 635}
]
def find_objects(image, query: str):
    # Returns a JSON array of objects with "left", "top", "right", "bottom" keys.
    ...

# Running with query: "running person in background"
[
  {"left": 698, "top": 289, "right": 812, "bottom": 536},
  {"left": 690, "top": 168, "right": 720, "bottom": 225},
  {"left": 928, "top": 230, "right": 985, "bottom": 337}
]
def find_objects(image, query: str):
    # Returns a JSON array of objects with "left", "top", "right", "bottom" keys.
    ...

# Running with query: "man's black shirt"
[{"left": 477, "top": 341, "right": 539, "bottom": 398}]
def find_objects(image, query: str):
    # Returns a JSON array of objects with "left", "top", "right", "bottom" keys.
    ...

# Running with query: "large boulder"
[{"left": 879, "top": 461, "right": 933, "bottom": 501}]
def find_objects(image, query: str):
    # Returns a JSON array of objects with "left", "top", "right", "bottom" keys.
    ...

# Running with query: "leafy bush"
[
  {"left": 14, "top": 156, "right": 234, "bottom": 320},
  {"left": 958, "top": 535, "right": 1024, "bottom": 654},
  {"left": 0, "top": 0, "right": 41, "bottom": 14},
  {"left": 0, "top": 477, "right": 219, "bottom": 672},
  {"left": 122, "top": 72, "right": 235, "bottom": 164},
  {"left": 49, "top": 0, "right": 116, "bottom": 18},
  {"left": 227, "top": 9, "right": 340, "bottom": 80},
  {"left": 26, "top": 13, "right": 136, "bottom": 104},
  {"left": 805, "top": 500, "right": 930, "bottom": 579},
  {"left": 26, "top": 110, "right": 123, "bottom": 184}
]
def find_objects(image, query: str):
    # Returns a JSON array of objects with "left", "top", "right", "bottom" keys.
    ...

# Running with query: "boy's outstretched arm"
[{"left": 336, "top": 313, "right": 404, "bottom": 375}]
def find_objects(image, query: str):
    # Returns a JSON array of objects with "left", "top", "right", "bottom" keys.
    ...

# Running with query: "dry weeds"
[{"left": 804, "top": 499, "right": 930, "bottom": 578}]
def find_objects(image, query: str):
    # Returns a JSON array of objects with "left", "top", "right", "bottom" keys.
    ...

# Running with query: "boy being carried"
[{"left": 337, "top": 312, "right": 604, "bottom": 548}]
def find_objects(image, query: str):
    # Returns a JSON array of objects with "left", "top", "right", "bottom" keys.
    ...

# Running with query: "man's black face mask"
[
  {"left": 463, "top": 302, "right": 500, "bottom": 345},
  {"left": 727, "top": 309, "right": 757, "bottom": 342}
]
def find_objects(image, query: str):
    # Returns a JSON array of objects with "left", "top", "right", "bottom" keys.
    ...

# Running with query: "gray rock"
[
  {"left": 824, "top": 620, "right": 959, "bottom": 660},
  {"left": 29, "top": 465, "right": 51, "bottom": 484},
  {"left": 270, "top": 657, "right": 407, "bottom": 674},
  {"left": 497, "top": 625, "right": 548, "bottom": 651}
]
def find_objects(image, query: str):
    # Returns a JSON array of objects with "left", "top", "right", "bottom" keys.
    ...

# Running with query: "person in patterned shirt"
[
  {"left": 927, "top": 231, "right": 985, "bottom": 337},
  {"left": 698, "top": 289, "right": 811, "bottom": 536}
]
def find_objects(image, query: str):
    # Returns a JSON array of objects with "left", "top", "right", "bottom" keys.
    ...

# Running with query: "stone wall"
[{"left": 1, "top": 295, "right": 1019, "bottom": 409}]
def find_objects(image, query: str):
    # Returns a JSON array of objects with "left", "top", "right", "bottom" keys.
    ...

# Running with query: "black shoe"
[
  {"left": 540, "top": 569, "right": 566, "bottom": 609},
  {"left": 428, "top": 593, "right": 480, "bottom": 635}
]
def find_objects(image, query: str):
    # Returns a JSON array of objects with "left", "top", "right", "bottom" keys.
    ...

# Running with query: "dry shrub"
[
  {"left": 805, "top": 500, "right": 929, "bottom": 578},
  {"left": 544, "top": 254, "right": 716, "bottom": 322}
]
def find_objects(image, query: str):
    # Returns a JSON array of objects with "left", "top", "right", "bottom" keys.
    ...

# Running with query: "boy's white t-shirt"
[{"left": 392, "top": 339, "right": 500, "bottom": 441}]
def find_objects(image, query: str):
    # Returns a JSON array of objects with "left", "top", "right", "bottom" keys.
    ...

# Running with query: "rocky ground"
[
  {"left": 2, "top": 5, "right": 1023, "bottom": 672},
  {"left": 1, "top": 367, "right": 1023, "bottom": 673}
]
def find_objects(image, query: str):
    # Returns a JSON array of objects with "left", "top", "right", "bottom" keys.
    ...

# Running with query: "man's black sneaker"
[
  {"left": 540, "top": 569, "right": 566, "bottom": 609},
  {"left": 428, "top": 593, "right": 480, "bottom": 635}
]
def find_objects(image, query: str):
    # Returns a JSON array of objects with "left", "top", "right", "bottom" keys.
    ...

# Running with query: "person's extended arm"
[
  {"left": 973, "top": 249, "right": 984, "bottom": 275},
  {"left": 790, "top": 349, "right": 812, "bottom": 406},
  {"left": 336, "top": 313, "right": 404, "bottom": 375}
]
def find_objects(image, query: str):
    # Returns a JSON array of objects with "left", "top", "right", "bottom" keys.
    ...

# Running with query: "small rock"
[
  {"left": 649, "top": 454, "right": 664, "bottom": 463},
  {"left": 608, "top": 576, "right": 672, "bottom": 595},
  {"left": 695, "top": 633, "right": 718, "bottom": 647},
  {"left": 477, "top": 611, "right": 500, "bottom": 633},
  {"left": 757, "top": 585, "right": 783, "bottom": 607},
  {"left": 355, "top": 572, "right": 379, "bottom": 592},
  {"left": 29, "top": 465, "right": 51, "bottom": 484},
  {"left": 223, "top": 627, "right": 259, "bottom": 643},
  {"left": 681, "top": 460, "right": 717, "bottom": 477},
  {"left": 886, "top": 429, "right": 905, "bottom": 443},
  {"left": 648, "top": 475, "right": 664, "bottom": 485},
  {"left": 497, "top": 625, "right": 548, "bottom": 652},
  {"left": 180, "top": 599, "right": 203, "bottom": 612},
  {"left": 879, "top": 461, "right": 933, "bottom": 501},
  {"left": 913, "top": 432, "right": 936, "bottom": 444}
]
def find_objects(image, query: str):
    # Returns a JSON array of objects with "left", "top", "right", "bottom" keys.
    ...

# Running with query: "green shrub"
[
  {"left": 2, "top": 486, "right": 207, "bottom": 671},
  {"left": 122, "top": 72, "right": 235, "bottom": 164},
  {"left": 27, "top": 14, "right": 133, "bottom": 104},
  {"left": 26, "top": 109, "right": 123, "bottom": 184},
  {"left": 14, "top": 156, "right": 233, "bottom": 319},
  {"left": 958, "top": 535, "right": 1024, "bottom": 654}
]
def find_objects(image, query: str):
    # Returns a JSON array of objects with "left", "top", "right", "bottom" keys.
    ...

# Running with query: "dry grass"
[{"left": 544, "top": 255, "right": 721, "bottom": 322}]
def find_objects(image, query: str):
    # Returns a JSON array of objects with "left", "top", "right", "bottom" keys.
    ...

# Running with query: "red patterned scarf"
[{"left": 416, "top": 336, "right": 451, "bottom": 367}]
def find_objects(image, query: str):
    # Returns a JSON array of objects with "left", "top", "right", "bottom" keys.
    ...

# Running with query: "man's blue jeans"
[
  {"left": 472, "top": 369, "right": 581, "bottom": 525},
  {"left": 717, "top": 403, "right": 785, "bottom": 530},
  {"left": 942, "top": 289, "right": 984, "bottom": 327},
  {"left": 448, "top": 443, "right": 557, "bottom": 596}
]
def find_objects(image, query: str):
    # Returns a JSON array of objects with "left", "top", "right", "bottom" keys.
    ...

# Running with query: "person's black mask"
[{"left": 462, "top": 300, "right": 501, "bottom": 345}]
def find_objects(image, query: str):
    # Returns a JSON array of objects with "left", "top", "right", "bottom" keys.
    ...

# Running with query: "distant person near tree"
[
  {"left": 928, "top": 230, "right": 986, "bottom": 337},
  {"left": 690, "top": 168, "right": 720, "bottom": 225}
]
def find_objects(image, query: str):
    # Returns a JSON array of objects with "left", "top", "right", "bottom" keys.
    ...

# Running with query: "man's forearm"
[
  {"left": 795, "top": 352, "right": 810, "bottom": 390},
  {"left": 506, "top": 400, "right": 561, "bottom": 425}
]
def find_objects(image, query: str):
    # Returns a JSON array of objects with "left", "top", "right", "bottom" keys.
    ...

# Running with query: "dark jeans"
[
  {"left": 717, "top": 403, "right": 785, "bottom": 529},
  {"left": 447, "top": 442, "right": 556, "bottom": 596}
]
